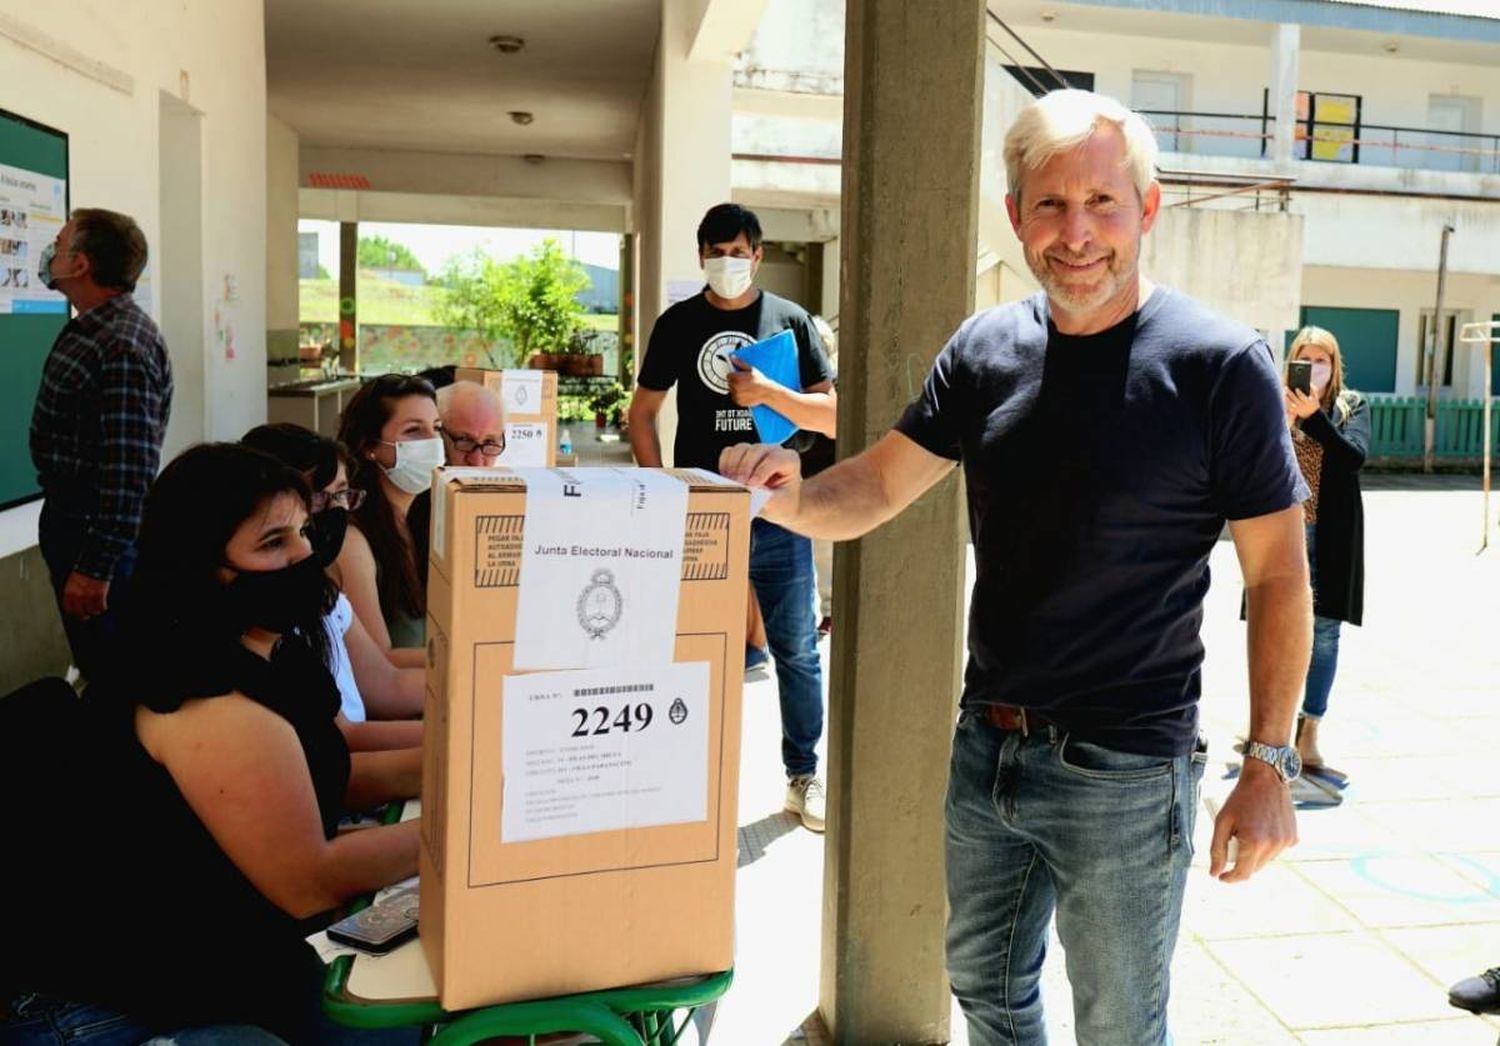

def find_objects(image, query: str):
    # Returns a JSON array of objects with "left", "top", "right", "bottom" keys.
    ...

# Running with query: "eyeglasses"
[
  {"left": 444, "top": 432, "right": 506, "bottom": 457},
  {"left": 310, "top": 488, "right": 367, "bottom": 513}
]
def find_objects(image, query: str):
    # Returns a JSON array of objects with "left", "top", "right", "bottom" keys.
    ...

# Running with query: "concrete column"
[
  {"left": 820, "top": 2, "right": 985, "bottom": 1042},
  {"left": 632, "top": 0, "right": 747, "bottom": 463},
  {"left": 338, "top": 220, "right": 358, "bottom": 374},
  {"left": 266, "top": 115, "right": 301, "bottom": 385},
  {"left": 1270, "top": 23, "right": 1300, "bottom": 168}
]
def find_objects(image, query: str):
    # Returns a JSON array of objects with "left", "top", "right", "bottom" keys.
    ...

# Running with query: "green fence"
[{"left": 1367, "top": 396, "right": 1500, "bottom": 461}]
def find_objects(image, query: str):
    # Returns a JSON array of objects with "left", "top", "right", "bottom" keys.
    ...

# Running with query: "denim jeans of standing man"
[
  {"left": 37, "top": 501, "right": 135, "bottom": 681},
  {"left": 944, "top": 709, "right": 1207, "bottom": 1045},
  {"left": 749, "top": 518, "right": 824, "bottom": 779}
]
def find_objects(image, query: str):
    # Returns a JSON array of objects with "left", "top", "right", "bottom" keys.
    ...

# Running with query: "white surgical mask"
[
  {"left": 704, "top": 256, "right": 754, "bottom": 300},
  {"left": 380, "top": 436, "right": 445, "bottom": 495},
  {"left": 1310, "top": 361, "right": 1333, "bottom": 391}
]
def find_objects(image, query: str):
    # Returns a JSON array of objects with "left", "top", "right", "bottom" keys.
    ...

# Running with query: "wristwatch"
[{"left": 1243, "top": 741, "right": 1302, "bottom": 783}]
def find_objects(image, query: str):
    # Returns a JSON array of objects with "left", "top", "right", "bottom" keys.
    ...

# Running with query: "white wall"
[
  {"left": 0, "top": 0, "right": 269, "bottom": 559},
  {"left": 1143, "top": 208, "right": 1304, "bottom": 333}
]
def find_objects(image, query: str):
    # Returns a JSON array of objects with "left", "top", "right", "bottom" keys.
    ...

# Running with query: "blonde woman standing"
[{"left": 1285, "top": 326, "right": 1370, "bottom": 785}]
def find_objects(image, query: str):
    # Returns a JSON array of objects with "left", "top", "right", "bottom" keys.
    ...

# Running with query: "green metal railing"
[{"left": 1367, "top": 396, "right": 1500, "bottom": 461}]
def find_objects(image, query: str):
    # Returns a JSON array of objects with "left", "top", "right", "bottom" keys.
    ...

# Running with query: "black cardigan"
[{"left": 1300, "top": 394, "right": 1369, "bottom": 625}]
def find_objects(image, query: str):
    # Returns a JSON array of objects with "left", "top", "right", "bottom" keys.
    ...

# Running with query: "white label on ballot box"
[
  {"left": 501, "top": 661, "right": 710, "bottom": 842},
  {"left": 513, "top": 468, "right": 688, "bottom": 671},
  {"left": 501, "top": 369, "right": 545, "bottom": 414},
  {"left": 500, "top": 421, "right": 549, "bottom": 467}
]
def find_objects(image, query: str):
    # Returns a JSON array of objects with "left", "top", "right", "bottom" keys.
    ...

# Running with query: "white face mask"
[
  {"left": 380, "top": 436, "right": 445, "bottom": 495},
  {"left": 703, "top": 256, "right": 754, "bottom": 299},
  {"left": 1310, "top": 361, "right": 1333, "bottom": 392}
]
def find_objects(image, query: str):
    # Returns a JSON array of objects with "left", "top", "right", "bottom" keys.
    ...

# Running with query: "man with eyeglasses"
[{"left": 436, "top": 380, "right": 506, "bottom": 466}]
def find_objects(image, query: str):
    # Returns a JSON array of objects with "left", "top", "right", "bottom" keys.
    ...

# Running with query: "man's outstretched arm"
[{"left": 720, "top": 430, "right": 955, "bottom": 541}]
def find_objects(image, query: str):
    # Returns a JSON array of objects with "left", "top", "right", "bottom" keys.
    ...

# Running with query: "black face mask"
[
  {"left": 308, "top": 508, "right": 349, "bottom": 567},
  {"left": 224, "top": 553, "right": 329, "bottom": 635}
]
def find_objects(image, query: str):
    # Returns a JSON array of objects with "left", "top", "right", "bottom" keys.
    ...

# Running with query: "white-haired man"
[
  {"left": 721, "top": 89, "right": 1310, "bottom": 1044},
  {"left": 436, "top": 380, "right": 506, "bottom": 466}
]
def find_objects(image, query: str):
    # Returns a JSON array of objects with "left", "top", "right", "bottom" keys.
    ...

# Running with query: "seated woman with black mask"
[{"left": 5, "top": 444, "right": 420, "bottom": 1044}]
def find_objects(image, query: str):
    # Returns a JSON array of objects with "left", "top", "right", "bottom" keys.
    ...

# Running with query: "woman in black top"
[
  {"left": 1284, "top": 326, "right": 1369, "bottom": 785},
  {"left": 5, "top": 444, "right": 420, "bottom": 1043}
]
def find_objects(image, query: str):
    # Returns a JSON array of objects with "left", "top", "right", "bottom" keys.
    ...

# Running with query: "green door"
[{"left": 1287, "top": 307, "right": 1400, "bottom": 394}]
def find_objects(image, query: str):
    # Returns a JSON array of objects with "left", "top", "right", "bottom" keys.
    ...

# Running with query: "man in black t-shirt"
[
  {"left": 721, "top": 92, "right": 1311, "bottom": 1044},
  {"left": 628, "top": 203, "right": 836, "bottom": 832}
]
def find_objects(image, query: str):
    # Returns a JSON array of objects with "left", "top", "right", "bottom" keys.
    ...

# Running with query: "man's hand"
[
  {"left": 1284, "top": 387, "right": 1320, "bottom": 421},
  {"left": 1209, "top": 758, "right": 1297, "bottom": 882},
  {"left": 727, "top": 357, "right": 777, "bottom": 408},
  {"left": 62, "top": 571, "right": 110, "bottom": 619},
  {"left": 720, "top": 443, "right": 803, "bottom": 524},
  {"left": 719, "top": 443, "right": 802, "bottom": 492}
]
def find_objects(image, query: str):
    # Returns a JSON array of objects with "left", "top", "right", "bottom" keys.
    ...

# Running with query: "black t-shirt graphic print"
[{"left": 637, "top": 289, "right": 833, "bottom": 472}]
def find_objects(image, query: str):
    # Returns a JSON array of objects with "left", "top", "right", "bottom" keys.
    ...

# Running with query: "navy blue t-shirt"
[{"left": 895, "top": 288, "right": 1308, "bottom": 756}]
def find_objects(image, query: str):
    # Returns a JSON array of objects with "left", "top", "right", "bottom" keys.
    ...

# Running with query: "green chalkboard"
[{"left": 0, "top": 108, "right": 69, "bottom": 510}]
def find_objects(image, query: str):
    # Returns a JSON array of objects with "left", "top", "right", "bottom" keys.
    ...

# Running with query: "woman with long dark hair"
[
  {"left": 243, "top": 422, "right": 425, "bottom": 723},
  {"left": 334, "top": 374, "right": 442, "bottom": 670},
  {"left": 5, "top": 443, "right": 419, "bottom": 1043}
]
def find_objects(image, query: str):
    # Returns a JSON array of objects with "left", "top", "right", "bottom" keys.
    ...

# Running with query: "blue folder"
[{"left": 732, "top": 329, "right": 800, "bottom": 446}]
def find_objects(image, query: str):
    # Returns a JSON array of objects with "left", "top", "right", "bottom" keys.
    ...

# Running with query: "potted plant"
[{"left": 587, "top": 381, "right": 628, "bottom": 429}]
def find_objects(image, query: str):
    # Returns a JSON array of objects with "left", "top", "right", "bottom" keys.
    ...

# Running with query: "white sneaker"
[{"left": 785, "top": 775, "right": 826, "bottom": 832}]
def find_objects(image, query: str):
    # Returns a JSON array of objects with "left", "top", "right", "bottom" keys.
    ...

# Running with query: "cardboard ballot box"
[
  {"left": 453, "top": 368, "right": 559, "bottom": 467},
  {"left": 420, "top": 467, "right": 749, "bottom": 1010}
]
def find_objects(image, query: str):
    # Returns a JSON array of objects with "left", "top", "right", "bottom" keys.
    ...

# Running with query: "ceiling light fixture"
[
  {"left": 509, "top": 111, "right": 534, "bottom": 126},
  {"left": 489, "top": 35, "right": 525, "bottom": 54}
]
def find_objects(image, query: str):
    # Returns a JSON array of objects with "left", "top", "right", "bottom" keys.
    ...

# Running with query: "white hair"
[
  {"left": 436, "top": 379, "right": 505, "bottom": 421},
  {"left": 1004, "top": 89, "right": 1159, "bottom": 204}
]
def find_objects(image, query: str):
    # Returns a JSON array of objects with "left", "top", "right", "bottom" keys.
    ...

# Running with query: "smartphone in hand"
[{"left": 1287, "top": 360, "right": 1313, "bottom": 396}]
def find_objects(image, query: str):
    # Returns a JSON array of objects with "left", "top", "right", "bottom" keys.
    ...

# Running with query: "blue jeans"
[
  {"left": 1, "top": 993, "right": 419, "bottom": 1046},
  {"left": 0, "top": 994, "right": 284, "bottom": 1045},
  {"left": 944, "top": 711, "right": 1206, "bottom": 1045},
  {"left": 1303, "top": 524, "right": 1342, "bottom": 720},
  {"left": 749, "top": 519, "right": 824, "bottom": 778}
]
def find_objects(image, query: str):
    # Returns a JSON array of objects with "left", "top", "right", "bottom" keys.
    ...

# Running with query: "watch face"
[{"left": 1281, "top": 747, "right": 1303, "bottom": 781}]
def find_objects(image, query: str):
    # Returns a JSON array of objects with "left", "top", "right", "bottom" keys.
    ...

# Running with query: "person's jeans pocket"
[{"left": 1056, "top": 734, "right": 1173, "bottom": 782}]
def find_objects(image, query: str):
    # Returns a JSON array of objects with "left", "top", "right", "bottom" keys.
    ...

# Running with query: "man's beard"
[{"left": 1026, "top": 243, "right": 1139, "bottom": 318}]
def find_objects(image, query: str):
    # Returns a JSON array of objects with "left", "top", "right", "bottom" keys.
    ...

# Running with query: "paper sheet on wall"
[
  {"left": 500, "top": 421, "right": 549, "bottom": 466},
  {"left": 513, "top": 468, "right": 689, "bottom": 670},
  {"left": 501, "top": 661, "right": 710, "bottom": 843},
  {"left": 500, "top": 370, "right": 544, "bottom": 415}
]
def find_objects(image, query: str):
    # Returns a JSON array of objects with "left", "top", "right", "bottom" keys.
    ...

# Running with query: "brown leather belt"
[{"left": 982, "top": 704, "right": 1060, "bottom": 737}]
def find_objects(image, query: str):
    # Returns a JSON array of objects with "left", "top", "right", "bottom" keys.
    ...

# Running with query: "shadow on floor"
[{"left": 738, "top": 811, "right": 800, "bottom": 869}]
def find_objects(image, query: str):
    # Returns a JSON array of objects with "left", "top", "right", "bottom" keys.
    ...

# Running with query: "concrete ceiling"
[{"left": 266, "top": 0, "right": 660, "bottom": 161}]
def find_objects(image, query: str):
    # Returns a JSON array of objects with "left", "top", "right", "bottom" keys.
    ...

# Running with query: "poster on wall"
[{"left": 0, "top": 159, "right": 67, "bottom": 315}]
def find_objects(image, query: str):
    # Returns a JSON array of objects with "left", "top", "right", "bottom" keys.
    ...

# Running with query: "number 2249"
[{"left": 570, "top": 703, "right": 654, "bottom": 737}]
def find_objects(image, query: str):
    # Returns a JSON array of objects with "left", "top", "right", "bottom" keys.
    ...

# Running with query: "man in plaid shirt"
[{"left": 29, "top": 209, "right": 172, "bottom": 679}]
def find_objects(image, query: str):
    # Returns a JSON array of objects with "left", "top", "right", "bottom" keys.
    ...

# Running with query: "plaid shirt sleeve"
[{"left": 75, "top": 338, "right": 170, "bottom": 581}]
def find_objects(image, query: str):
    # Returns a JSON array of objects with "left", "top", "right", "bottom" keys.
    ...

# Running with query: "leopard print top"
[{"left": 1292, "top": 428, "right": 1323, "bottom": 524}]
